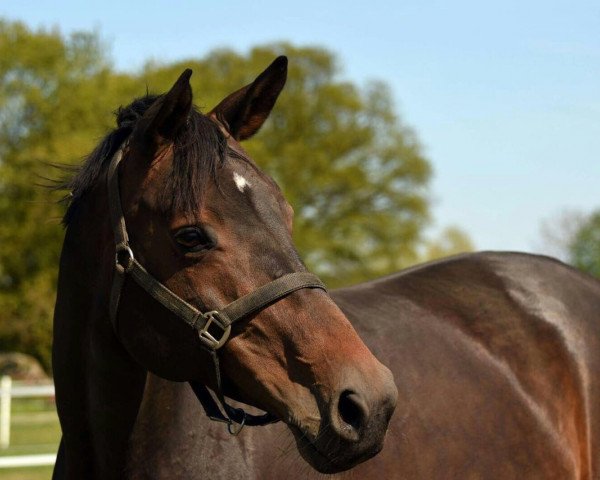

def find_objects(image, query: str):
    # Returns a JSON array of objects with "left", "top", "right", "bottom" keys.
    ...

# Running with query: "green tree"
[
  {"left": 569, "top": 211, "right": 600, "bottom": 278},
  {"left": 0, "top": 21, "right": 432, "bottom": 371},
  {"left": 422, "top": 226, "right": 474, "bottom": 262},
  {"left": 537, "top": 209, "right": 586, "bottom": 262},
  {"left": 0, "top": 21, "right": 137, "bottom": 370}
]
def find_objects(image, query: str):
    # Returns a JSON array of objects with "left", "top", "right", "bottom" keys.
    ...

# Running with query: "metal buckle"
[
  {"left": 197, "top": 311, "right": 231, "bottom": 350},
  {"left": 227, "top": 412, "right": 246, "bottom": 436},
  {"left": 115, "top": 244, "right": 134, "bottom": 274}
]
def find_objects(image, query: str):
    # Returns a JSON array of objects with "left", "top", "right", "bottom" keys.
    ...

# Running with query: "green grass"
[
  {"left": 0, "top": 396, "right": 60, "bottom": 479},
  {"left": 0, "top": 466, "right": 54, "bottom": 480},
  {"left": 11, "top": 397, "right": 55, "bottom": 414}
]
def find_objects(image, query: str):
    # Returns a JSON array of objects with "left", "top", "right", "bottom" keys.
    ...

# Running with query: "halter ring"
[
  {"left": 115, "top": 244, "right": 135, "bottom": 274},
  {"left": 227, "top": 411, "right": 247, "bottom": 436}
]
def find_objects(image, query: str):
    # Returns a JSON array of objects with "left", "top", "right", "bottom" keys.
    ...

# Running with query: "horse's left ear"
[
  {"left": 136, "top": 69, "right": 193, "bottom": 146},
  {"left": 210, "top": 56, "right": 287, "bottom": 141}
]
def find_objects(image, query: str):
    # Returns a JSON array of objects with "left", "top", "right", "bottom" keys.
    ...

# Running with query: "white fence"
[{"left": 0, "top": 375, "right": 57, "bottom": 468}]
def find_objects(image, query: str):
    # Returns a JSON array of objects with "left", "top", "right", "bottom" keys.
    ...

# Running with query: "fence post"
[{"left": 0, "top": 376, "right": 11, "bottom": 449}]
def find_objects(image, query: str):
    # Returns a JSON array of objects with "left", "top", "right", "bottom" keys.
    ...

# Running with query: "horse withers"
[{"left": 51, "top": 57, "right": 397, "bottom": 479}]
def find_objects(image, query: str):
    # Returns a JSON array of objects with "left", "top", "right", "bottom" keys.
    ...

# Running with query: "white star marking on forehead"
[{"left": 233, "top": 171, "right": 251, "bottom": 193}]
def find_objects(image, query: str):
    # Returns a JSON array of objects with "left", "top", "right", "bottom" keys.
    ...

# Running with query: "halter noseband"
[{"left": 106, "top": 144, "right": 327, "bottom": 434}]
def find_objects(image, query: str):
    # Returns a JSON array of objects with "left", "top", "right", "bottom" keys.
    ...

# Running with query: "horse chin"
[{"left": 288, "top": 424, "right": 383, "bottom": 474}]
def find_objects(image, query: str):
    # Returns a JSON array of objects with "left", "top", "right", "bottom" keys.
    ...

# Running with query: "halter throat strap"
[{"left": 106, "top": 144, "right": 327, "bottom": 432}]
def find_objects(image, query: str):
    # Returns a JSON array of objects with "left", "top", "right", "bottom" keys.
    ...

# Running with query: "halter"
[{"left": 106, "top": 144, "right": 327, "bottom": 434}]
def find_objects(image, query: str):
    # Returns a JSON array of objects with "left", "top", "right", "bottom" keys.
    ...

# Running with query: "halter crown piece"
[{"left": 106, "top": 143, "right": 327, "bottom": 435}]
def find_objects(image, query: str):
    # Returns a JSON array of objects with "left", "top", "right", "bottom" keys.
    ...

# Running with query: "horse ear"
[
  {"left": 137, "top": 69, "right": 193, "bottom": 146},
  {"left": 210, "top": 56, "right": 287, "bottom": 141}
]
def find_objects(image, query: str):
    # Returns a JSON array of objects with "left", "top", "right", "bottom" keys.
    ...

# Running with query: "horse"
[
  {"left": 52, "top": 56, "right": 600, "bottom": 479},
  {"left": 108, "top": 252, "right": 600, "bottom": 479},
  {"left": 51, "top": 56, "right": 398, "bottom": 479}
]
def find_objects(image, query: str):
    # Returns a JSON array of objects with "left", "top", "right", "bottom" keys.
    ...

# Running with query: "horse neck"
[{"left": 53, "top": 194, "right": 147, "bottom": 479}]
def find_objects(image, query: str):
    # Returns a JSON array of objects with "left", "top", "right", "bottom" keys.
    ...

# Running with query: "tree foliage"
[
  {"left": 537, "top": 209, "right": 600, "bottom": 278},
  {"left": 422, "top": 226, "right": 474, "bottom": 262},
  {"left": 0, "top": 20, "right": 433, "bottom": 371},
  {"left": 569, "top": 211, "right": 600, "bottom": 278},
  {"left": 0, "top": 21, "right": 135, "bottom": 370},
  {"left": 537, "top": 209, "right": 586, "bottom": 262}
]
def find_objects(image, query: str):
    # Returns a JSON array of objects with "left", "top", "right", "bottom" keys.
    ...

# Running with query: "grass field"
[
  {"left": 0, "top": 466, "right": 55, "bottom": 480},
  {"left": 0, "top": 396, "right": 60, "bottom": 480}
]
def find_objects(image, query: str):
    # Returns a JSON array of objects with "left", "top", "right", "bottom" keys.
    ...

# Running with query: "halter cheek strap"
[{"left": 106, "top": 145, "right": 327, "bottom": 434}]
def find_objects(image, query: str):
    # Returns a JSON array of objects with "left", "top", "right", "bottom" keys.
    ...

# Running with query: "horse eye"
[{"left": 174, "top": 227, "right": 213, "bottom": 253}]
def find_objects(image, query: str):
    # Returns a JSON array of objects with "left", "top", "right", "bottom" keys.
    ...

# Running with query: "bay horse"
[
  {"left": 52, "top": 55, "right": 600, "bottom": 479},
  {"left": 51, "top": 57, "right": 398, "bottom": 479}
]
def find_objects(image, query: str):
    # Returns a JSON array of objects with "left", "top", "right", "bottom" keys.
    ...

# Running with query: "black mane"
[{"left": 62, "top": 94, "right": 227, "bottom": 225}]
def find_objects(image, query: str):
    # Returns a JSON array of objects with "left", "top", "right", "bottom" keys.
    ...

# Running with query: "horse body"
[{"left": 123, "top": 252, "right": 600, "bottom": 479}]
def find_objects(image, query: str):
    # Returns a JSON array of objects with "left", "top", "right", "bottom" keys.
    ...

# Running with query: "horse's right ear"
[{"left": 135, "top": 69, "right": 193, "bottom": 148}]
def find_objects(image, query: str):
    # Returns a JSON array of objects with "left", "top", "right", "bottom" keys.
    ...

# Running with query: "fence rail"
[
  {"left": 0, "top": 453, "right": 57, "bottom": 468},
  {"left": 0, "top": 375, "right": 57, "bottom": 469}
]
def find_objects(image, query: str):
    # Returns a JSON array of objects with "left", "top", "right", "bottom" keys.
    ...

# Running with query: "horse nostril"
[{"left": 338, "top": 390, "right": 367, "bottom": 432}]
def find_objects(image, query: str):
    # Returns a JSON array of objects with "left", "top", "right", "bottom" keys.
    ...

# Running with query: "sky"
[{"left": 2, "top": 1, "right": 599, "bottom": 253}]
